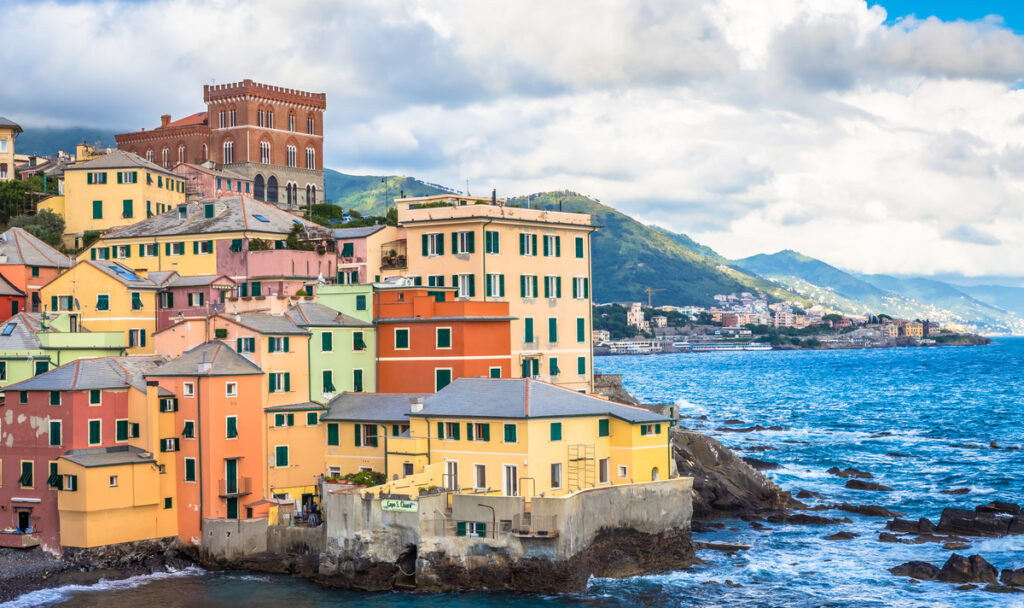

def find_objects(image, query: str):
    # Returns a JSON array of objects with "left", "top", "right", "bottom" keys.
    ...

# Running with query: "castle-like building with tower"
[{"left": 115, "top": 79, "right": 325, "bottom": 210}]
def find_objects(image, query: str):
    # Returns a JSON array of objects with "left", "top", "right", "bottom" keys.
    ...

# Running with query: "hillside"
[
  {"left": 14, "top": 127, "right": 120, "bottom": 156},
  {"left": 959, "top": 284, "right": 1024, "bottom": 318},
  {"left": 323, "top": 169, "right": 450, "bottom": 212}
]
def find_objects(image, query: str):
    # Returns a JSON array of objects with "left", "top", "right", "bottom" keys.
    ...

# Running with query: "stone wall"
[{"left": 201, "top": 518, "right": 268, "bottom": 560}]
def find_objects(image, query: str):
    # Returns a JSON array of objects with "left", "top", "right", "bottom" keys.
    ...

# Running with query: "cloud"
[{"left": 4, "top": 0, "right": 1024, "bottom": 277}]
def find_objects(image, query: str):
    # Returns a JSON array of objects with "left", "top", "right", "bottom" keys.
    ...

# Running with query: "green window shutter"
[
  {"left": 641, "top": 425, "right": 648, "bottom": 436},
  {"left": 204, "top": 204, "right": 214, "bottom": 218},
  {"left": 236, "top": 338, "right": 242, "bottom": 352},
  {"left": 227, "top": 417, "right": 238, "bottom": 438},
  {"left": 457, "top": 521, "right": 467, "bottom": 537},
  {"left": 50, "top": 421, "right": 61, "bottom": 446},
  {"left": 584, "top": 278, "right": 589, "bottom": 299},
  {"left": 468, "top": 275, "right": 475, "bottom": 297},
  {"left": 482, "top": 424, "right": 490, "bottom": 441},
  {"left": 555, "top": 236, "right": 561, "bottom": 256},
  {"left": 90, "top": 389, "right": 100, "bottom": 404},
  {"left": 283, "top": 336, "right": 290, "bottom": 352},
  {"left": 577, "top": 318, "right": 585, "bottom": 342},
  {"left": 499, "top": 274, "right": 505, "bottom": 297},
  {"left": 578, "top": 356, "right": 586, "bottom": 375},
  {"left": 599, "top": 419, "right": 609, "bottom": 437},
  {"left": 356, "top": 295, "right": 366, "bottom": 310},
  {"left": 437, "top": 328, "right": 451, "bottom": 348},
  {"left": 268, "top": 339, "right": 277, "bottom": 353},
  {"left": 93, "top": 200, "right": 102, "bottom": 219},
  {"left": 341, "top": 242, "right": 354, "bottom": 257},
  {"left": 355, "top": 424, "right": 362, "bottom": 446},
  {"left": 466, "top": 422, "right": 474, "bottom": 441},
  {"left": 467, "top": 230, "right": 475, "bottom": 253},
  {"left": 207, "top": 240, "right": 213, "bottom": 253},
  {"left": 89, "top": 420, "right": 100, "bottom": 444},
  {"left": 532, "top": 276, "right": 538, "bottom": 297},
  {"left": 353, "top": 369, "right": 363, "bottom": 392},
  {"left": 531, "top": 234, "right": 537, "bottom": 255},
  {"left": 186, "top": 459, "right": 196, "bottom": 481},
  {"left": 275, "top": 413, "right": 284, "bottom": 426},
  {"left": 575, "top": 237, "right": 584, "bottom": 258},
  {"left": 437, "top": 234, "right": 444, "bottom": 255},
  {"left": 87, "top": 173, "right": 93, "bottom": 185},
  {"left": 327, "top": 423, "right": 339, "bottom": 446},
  {"left": 519, "top": 275, "right": 526, "bottom": 297},
  {"left": 556, "top": 277, "right": 562, "bottom": 298},
  {"left": 435, "top": 368, "right": 452, "bottom": 391},
  {"left": 452, "top": 422, "right": 460, "bottom": 440},
  {"left": 549, "top": 357, "right": 560, "bottom": 375},
  {"left": 437, "top": 421, "right": 444, "bottom": 439},
  {"left": 269, "top": 375, "right": 275, "bottom": 392},
  {"left": 131, "top": 423, "right": 140, "bottom": 438},
  {"left": 504, "top": 423, "right": 516, "bottom": 443},
  {"left": 287, "top": 413, "right": 294, "bottom": 426},
  {"left": 544, "top": 277, "right": 550, "bottom": 298},
  {"left": 322, "top": 331, "right": 332, "bottom": 351},
  {"left": 193, "top": 241, "right": 199, "bottom": 254},
  {"left": 549, "top": 318, "right": 557, "bottom": 342},
  {"left": 572, "top": 278, "right": 578, "bottom": 299},
  {"left": 51, "top": 295, "right": 58, "bottom": 311},
  {"left": 450, "top": 232, "right": 458, "bottom": 253},
  {"left": 543, "top": 236, "right": 549, "bottom": 257},
  {"left": 116, "top": 420, "right": 128, "bottom": 441},
  {"left": 550, "top": 422, "right": 562, "bottom": 441},
  {"left": 656, "top": 424, "right": 662, "bottom": 434},
  {"left": 90, "top": 248, "right": 96, "bottom": 260},
  {"left": 284, "top": 373, "right": 291, "bottom": 392},
  {"left": 117, "top": 172, "right": 123, "bottom": 184},
  {"left": 421, "top": 234, "right": 428, "bottom": 255},
  {"left": 396, "top": 329, "right": 409, "bottom": 349},
  {"left": 524, "top": 318, "right": 534, "bottom": 342},
  {"left": 49, "top": 391, "right": 59, "bottom": 405},
  {"left": 276, "top": 446, "right": 288, "bottom": 466},
  {"left": 519, "top": 233, "right": 525, "bottom": 254},
  {"left": 165, "top": 242, "right": 171, "bottom": 256},
  {"left": 123, "top": 199, "right": 132, "bottom": 217},
  {"left": 251, "top": 282, "right": 261, "bottom": 296}
]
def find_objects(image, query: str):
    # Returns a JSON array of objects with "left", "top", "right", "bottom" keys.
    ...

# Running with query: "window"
[
  {"left": 194, "top": 240, "right": 213, "bottom": 255},
  {"left": 326, "top": 423, "right": 340, "bottom": 446},
  {"left": 618, "top": 465, "right": 628, "bottom": 478},
  {"left": 640, "top": 423, "right": 662, "bottom": 436},
  {"left": 162, "top": 148, "right": 169, "bottom": 168},
  {"left": 159, "top": 398, "right": 178, "bottom": 412},
  {"left": 167, "top": 241, "right": 186, "bottom": 256},
  {"left": 307, "top": 116, "right": 315, "bottom": 133},
  {"left": 286, "top": 145, "right": 296, "bottom": 167},
  {"left": 92, "top": 200, "right": 103, "bottom": 219},
  {"left": 466, "top": 422, "right": 490, "bottom": 441},
  {"left": 524, "top": 317, "right": 534, "bottom": 343},
  {"left": 128, "top": 329, "right": 146, "bottom": 348},
  {"left": 274, "top": 413, "right": 295, "bottom": 427},
  {"left": 548, "top": 318, "right": 558, "bottom": 342},
  {"left": 31, "top": 266, "right": 40, "bottom": 278},
  {"left": 474, "top": 464, "right": 487, "bottom": 490},
  {"left": 322, "top": 370, "right": 335, "bottom": 393},
  {"left": 162, "top": 439, "right": 180, "bottom": 453},
  {"left": 321, "top": 331, "right": 333, "bottom": 352},
  {"left": 269, "top": 372, "right": 291, "bottom": 393},
  {"left": 88, "top": 419, "right": 101, "bottom": 445},
  {"left": 486, "top": 273, "right": 505, "bottom": 297},
  {"left": 229, "top": 108, "right": 236, "bottom": 127},
  {"left": 503, "top": 423, "right": 517, "bottom": 443},
  {"left": 49, "top": 390, "right": 60, "bottom": 405},
  {"left": 305, "top": 147, "right": 315, "bottom": 169},
  {"left": 453, "top": 274, "right": 474, "bottom": 298},
  {"left": 0, "top": 325, "right": 13, "bottom": 338},
  {"left": 577, "top": 318, "right": 586, "bottom": 342},
  {"left": 436, "top": 327, "right": 452, "bottom": 349},
  {"left": 223, "top": 140, "right": 234, "bottom": 164},
  {"left": 183, "top": 382, "right": 195, "bottom": 397},
  {"left": 550, "top": 422, "right": 562, "bottom": 441},
  {"left": 48, "top": 462, "right": 60, "bottom": 489},
  {"left": 117, "top": 419, "right": 130, "bottom": 441},
  {"left": 306, "top": 412, "right": 318, "bottom": 426},
  {"left": 226, "top": 415, "right": 238, "bottom": 438},
  {"left": 485, "top": 230, "right": 500, "bottom": 254},
  {"left": 115, "top": 245, "right": 130, "bottom": 259},
  {"left": 578, "top": 356, "right": 587, "bottom": 376},
  {"left": 355, "top": 424, "right": 378, "bottom": 447},
  {"left": 185, "top": 458, "right": 196, "bottom": 482},
  {"left": 146, "top": 150, "right": 154, "bottom": 163},
  {"left": 87, "top": 171, "right": 108, "bottom": 185},
  {"left": 219, "top": 110, "right": 226, "bottom": 128},
  {"left": 520, "top": 275, "right": 538, "bottom": 298},
  {"left": 19, "top": 461, "right": 33, "bottom": 488},
  {"left": 268, "top": 336, "right": 289, "bottom": 353},
  {"left": 543, "top": 235, "right": 560, "bottom": 257},
  {"left": 549, "top": 357, "right": 560, "bottom": 376},
  {"left": 599, "top": 458, "right": 610, "bottom": 484},
  {"left": 49, "top": 420, "right": 61, "bottom": 446},
  {"left": 551, "top": 463, "right": 562, "bottom": 489},
  {"left": 453, "top": 231, "right": 475, "bottom": 254},
  {"left": 288, "top": 113, "right": 295, "bottom": 132},
  {"left": 544, "top": 276, "right": 562, "bottom": 299},
  {"left": 438, "top": 421, "right": 460, "bottom": 441},
  {"left": 165, "top": 497, "right": 173, "bottom": 509},
  {"left": 573, "top": 277, "right": 590, "bottom": 300},
  {"left": 435, "top": 368, "right": 452, "bottom": 391},
  {"left": 489, "top": 367, "right": 501, "bottom": 378},
  {"left": 63, "top": 474, "right": 78, "bottom": 491},
  {"left": 575, "top": 236, "right": 585, "bottom": 258},
  {"left": 356, "top": 295, "right": 367, "bottom": 310},
  {"left": 130, "top": 292, "right": 143, "bottom": 310},
  {"left": 260, "top": 141, "right": 270, "bottom": 164},
  {"left": 423, "top": 233, "right": 444, "bottom": 256},
  {"left": 236, "top": 337, "right": 256, "bottom": 353},
  {"left": 394, "top": 328, "right": 410, "bottom": 350},
  {"left": 188, "top": 292, "right": 204, "bottom": 307},
  {"left": 353, "top": 369, "right": 364, "bottom": 392},
  {"left": 427, "top": 275, "right": 445, "bottom": 287},
  {"left": 352, "top": 331, "right": 366, "bottom": 351},
  {"left": 519, "top": 232, "right": 537, "bottom": 256}
]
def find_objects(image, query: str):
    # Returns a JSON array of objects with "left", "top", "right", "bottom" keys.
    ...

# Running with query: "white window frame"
[
  {"left": 286, "top": 145, "right": 296, "bottom": 168},
  {"left": 109, "top": 475, "right": 118, "bottom": 487},
  {"left": 197, "top": 241, "right": 212, "bottom": 255},
  {"left": 229, "top": 109, "right": 237, "bottom": 127},
  {"left": 328, "top": 466, "right": 341, "bottom": 478},
  {"left": 551, "top": 462, "right": 562, "bottom": 490},
  {"left": 426, "top": 233, "right": 442, "bottom": 256},
  {"left": 456, "top": 274, "right": 472, "bottom": 298},
  {"left": 88, "top": 419, "right": 102, "bottom": 446},
  {"left": 455, "top": 231, "right": 471, "bottom": 254},
  {"left": 522, "top": 274, "right": 536, "bottom": 298},
  {"left": 184, "top": 457, "right": 197, "bottom": 482},
  {"left": 183, "top": 382, "right": 195, "bottom": 397},
  {"left": 182, "top": 419, "right": 196, "bottom": 439},
  {"left": 225, "top": 382, "right": 237, "bottom": 397},
  {"left": 394, "top": 328, "right": 410, "bottom": 351},
  {"left": 188, "top": 292, "right": 204, "bottom": 307},
  {"left": 573, "top": 276, "right": 587, "bottom": 300},
  {"left": 219, "top": 110, "right": 226, "bottom": 128},
  {"left": 226, "top": 415, "right": 238, "bottom": 439},
  {"left": 260, "top": 141, "right": 270, "bottom": 164},
  {"left": 223, "top": 140, "right": 234, "bottom": 164},
  {"left": 474, "top": 464, "right": 487, "bottom": 490},
  {"left": 305, "top": 147, "right": 315, "bottom": 169},
  {"left": 544, "top": 235, "right": 557, "bottom": 257},
  {"left": 488, "top": 366, "right": 501, "bottom": 378},
  {"left": 546, "top": 276, "right": 558, "bottom": 299},
  {"left": 618, "top": 465, "right": 628, "bottom": 479},
  {"left": 522, "top": 233, "right": 535, "bottom": 256},
  {"left": 435, "top": 327, "right": 452, "bottom": 350},
  {"left": 599, "top": 458, "right": 610, "bottom": 484}
]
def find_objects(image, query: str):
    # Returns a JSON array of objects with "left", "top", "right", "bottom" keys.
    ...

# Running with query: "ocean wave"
[{"left": 0, "top": 565, "right": 206, "bottom": 608}]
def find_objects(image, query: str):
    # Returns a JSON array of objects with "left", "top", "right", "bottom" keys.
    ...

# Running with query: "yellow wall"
[
  {"left": 61, "top": 167, "right": 186, "bottom": 247},
  {"left": 323, "top": 421, "right": 391, "bottom": 477},
  {"left": 56, "top": 460, "right": 177, "bottom": 548},
  {"left": 40, "top": 262, "right": 157, "bottom": 354},
  {"left": 266, "top": 409, "right": 325, "bottom": 497}
]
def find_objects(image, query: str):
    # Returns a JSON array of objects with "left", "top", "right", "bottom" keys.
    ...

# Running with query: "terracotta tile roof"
[{"left": 162, "top": 112, "right": 208, "bottom": 129}]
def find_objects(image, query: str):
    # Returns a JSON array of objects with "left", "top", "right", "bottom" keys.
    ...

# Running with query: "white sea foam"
[{"left": 0, "top": 565, "right": 205, "bottom": 608}]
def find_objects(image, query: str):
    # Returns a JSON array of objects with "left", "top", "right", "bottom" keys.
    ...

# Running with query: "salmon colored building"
[
  {"left": 0, "top": 227, "right": 73, "bottom": 314},
  {"left": 374, "top": 283, "right": 513, "bottom": 393},
  {"left": 146, "top": 342, "right": 266, "bottom": 543}
]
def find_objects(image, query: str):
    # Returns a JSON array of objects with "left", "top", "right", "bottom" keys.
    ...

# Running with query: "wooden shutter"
[{"left": 467, "top": 230, "right": 475, "bottom": 253}]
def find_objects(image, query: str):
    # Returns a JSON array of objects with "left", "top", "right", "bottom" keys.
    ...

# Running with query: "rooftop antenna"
[{"left": 465, "top": 179, "right": 470, "bottom": 196}]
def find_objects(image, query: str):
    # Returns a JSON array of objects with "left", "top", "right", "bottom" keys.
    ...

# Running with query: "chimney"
[
  {"left": 409, "top": 396, "right": 424, "bottom": 414},
  {"left": 491, "top": 188, "right": 496, "bottom": 205},
  {"left": 198, "top": 350, "right": 212, "bottom": 375},
  {"left": 160, "top": 114, "right": 171, "bottom": 128}
]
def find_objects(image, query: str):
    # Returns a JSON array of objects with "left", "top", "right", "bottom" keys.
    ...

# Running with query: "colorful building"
[
  {"left": 333, "top": 224, "right": 405, "bottom": 284},
  {"left": 115, "top": 79, "right": 326, "bottom": 210},
  {"left": 330, "top": 378, "right": 672, "bottom": 499},
  {"left": 0, "top": 274, "right": 24, "bottom": 322},
  {"left": 374, "top": 282, "right": 512, "bottom": 393},
  {"left": 172, "top": 162, "right": 253, "bottom": 201},
  {"left": 0, "top": 227, "right": 73, "bottom": 314},
  {"left": 40, "top": 261, "right": 160, "bottom": 354},
  {"left": 0, "top": 117, "right": 21, "bottom": 181},
  {"left": 0, "top": 356, "right": 164, "bottom": 552},
  {"left": 38, "top": 150, "right": 187, "bottom": 249},
  {"left": 150, "top": 273, "right": 236, "bottom": 332},
  {"left": 283, "top": 300, "right": 376, "bottom": 401}
]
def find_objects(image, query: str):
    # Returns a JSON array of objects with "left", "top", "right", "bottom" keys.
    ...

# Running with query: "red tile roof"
[{"left": 161, "top": 112, "right": 208, "bottom": 129}]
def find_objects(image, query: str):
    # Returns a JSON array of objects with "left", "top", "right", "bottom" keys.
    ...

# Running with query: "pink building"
[
  {"left": 151, "top": 273, "right": 236, "bottom": 332},
  {"left": 216, "top": 246, "right": 336, "bottom": 298},
  {"left": 172, "top": 163, "right": 253, "bottom": 201}
]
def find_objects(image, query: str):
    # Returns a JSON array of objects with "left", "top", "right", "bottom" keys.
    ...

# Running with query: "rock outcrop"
[
  {"left": 671, "top": 428, "right": 790, "bottom": 519},
  {"left": 889, "top": 561, "right": 940, "bottom": 580},
  {"left": 845, "top": 479, "right": 893, "bottom": 492},
  {"left": 1001, "top": 568, "right": 1024, "bottom": 587},
  {"left": 937, "top": 508, "right": 1024, "bottom": 537},
  {"left": 937, "top": 554, "right": 998, "bottom": 584}
]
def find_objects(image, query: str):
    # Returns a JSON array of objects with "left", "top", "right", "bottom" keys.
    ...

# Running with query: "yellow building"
[
  {"left": 0, "top": 117, "right": 22, "bottom": 181},
  {"left": 38, "top": 150, "right": 187, "bottom": 249},
  {"left": 325, "top": 378, "right": 672, "bottom": 499},
  {"left": 392, "top": 195, "right": 596, "bottom": 392},
  {"left": 902, "top": 321, "right": 924, "bottom": 338},
  {"left": 40, "top": 260, "right": 160, "bottom": 354},
  {"left": 265, "top": 402, "right": 327, "bottom": 515}
]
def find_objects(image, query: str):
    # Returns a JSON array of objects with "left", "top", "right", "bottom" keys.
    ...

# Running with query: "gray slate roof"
[
  {"left": 416, "top": 378, "right": 669, "bottom": 423},
  {"left": 89, "top": 261, "right": 161, "bottom": 289},
  {"left": 323, "top": 392, "right": 426, "bottom": 423},
  {"left": 62, "top": 445, "right": 155, "bottom": 469},
  {"left": 0, "top": 273, "right": 24, "bottom": 297},
  {"left": 265, "top": 401, "right": 327, "bottom": 412},
  {"left": 0, "top": 227, "right": 74, "bottom": 268},
  {"left": 332, "top": 225, "right": 386, "bottom": 239},
  {"left": 285, "top": 302, "right": 373, "bottom": 328},
  {"left": 0, "top": 117, "right": 22, "bottom": 133},
  {"left": 66, "top": 150, "right": 171, "bottom": 175},
  {"left": 4, "top": 356, "right": 165, "bottom": 392},
  {"left": 228, "top": 313, "right": 307, "bottom": 335},
  {"left": 147, "top": 341, "right": 263, "bottom": 377},
  {"left": 0, "top": 313, "right": 44, "bottom": 351},
  {"left": 101, "top": 196, "right": 318, "bottom": 240},
  {"left": 163, "top": 274, "right": 234, "bottom": 288}
]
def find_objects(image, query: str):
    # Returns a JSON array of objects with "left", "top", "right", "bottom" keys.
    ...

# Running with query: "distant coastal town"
[{"left": 593, "top": 293, "right": 989, "bottom": 355}]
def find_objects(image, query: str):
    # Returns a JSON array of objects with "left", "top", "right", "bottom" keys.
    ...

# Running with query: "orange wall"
[{"left": 2, "top": 264, "right": 62, "bottom": 311}]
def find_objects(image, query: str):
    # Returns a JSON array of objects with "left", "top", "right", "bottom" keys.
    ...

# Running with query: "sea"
[{"left": 6, "top": 339, "right": 1023, "bottom": 607}]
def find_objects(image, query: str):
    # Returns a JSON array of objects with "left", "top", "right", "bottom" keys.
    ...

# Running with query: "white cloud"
[{"left": 4, "top": 0, "right": 1024, "bottom": 277}]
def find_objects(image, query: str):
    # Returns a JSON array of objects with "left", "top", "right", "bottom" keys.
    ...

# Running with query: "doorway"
[
  {"left": 445, "top": 461, "right": 459, "bottom": 491},
  {"left": 17, "top": 510, "right": 30, "bottom": 532}
]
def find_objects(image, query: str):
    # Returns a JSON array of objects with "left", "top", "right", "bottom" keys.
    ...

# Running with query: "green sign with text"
[{"left": 381, "top": 499, "right": 418, "bottom": 512}]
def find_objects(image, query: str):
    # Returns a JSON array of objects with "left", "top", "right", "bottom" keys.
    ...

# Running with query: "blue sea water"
[{"left": 7, "top": 340, "right": 1023, "bottom": 607}]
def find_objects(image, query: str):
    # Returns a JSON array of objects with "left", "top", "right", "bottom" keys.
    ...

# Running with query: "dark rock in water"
[
  {"left": 957, "top": 584, "right": 978, "bottom": 591},
  {"left": 937, "top": 554, "right": 998, "bottom": 584},
  {"left": 952, "top": 443, "right": 983, "bottom": 449},
  {"left": 691, "top": 521, "right": 726, "bottom": 532},
  {"left": 984, "top": 584, "right": 1024, "bottom": 594},
  {"left": 796, "top": 490, "right": 823, "bottom": 500},
  {"left": 975, "top": 501, "right": 1020, "bottom": 516},
  {"left": 838, "top": 503, "right": 902, "bottom": 518},
  {"left": 696, "top": 542, "right": 751, "bottom": 552},
  {"left": 937, "top": 508, "right": 1013, "bottom": 537},
  {"left": 724, "top": 419, "right": 746, "bottom": 425},
  {"left": 890, "top": 561, "right": 940, "bottom": 580},
  {"left": 1010, "top": 514, "right": 1024, "bottom": 534},
  {"left": 886, "top": 452, "right": 913, "bottom": 458},
  {"left": 845, "top": 479, "right": 893, "bottom": 492},
  {"left": 672, "top": 429, "right": 790, "bottom": 519},
  {"left": 942, "top": 488, "right": 971, "bottom": 495},
  {"left": 825, "top": 531, "right": 858, "bottom": 541},
  {"left": 768, "top": 513, "right": 851, "bottom": 526},
  {"left": 944, "top": 542, "right": 971, "bottom": 551},
  {"left": 715, "top": 424, "right": 788, "bottom": 433},
  {"left": 742, "top": 457, "right": 780, "bottom": 471},
  {"left": 827, "top": 467, "right": 874, "bottom": 479},
  {"left": 887, "top": 517, "right": 935, "bottom": 534},
  {"left": 1001, "top": 568, "right": 1024, "bottom": 586},
  {"left": 990, "top": 440, "right": 1000, "bottom": 449},
  {"left": 749, "top": 522, "right": 767, "bottom": 530},
  {"left": 878, "top": 532, "right": 903, "bottom": 543},
  {"left": 744, "top": 445, "right": 778, "bottom": 452}
]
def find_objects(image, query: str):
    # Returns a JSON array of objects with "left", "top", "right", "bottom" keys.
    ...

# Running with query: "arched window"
[
  {"left": 310, "top": 185, "right": 316, "bottom": 205},
  {"left": 267, "top": 108, "right": 274, "bottom": 129},
  {"left": 285, "top": 183, "right": 297, "bottom": 207},
  {"left": 305, "top": 147, "right": 315, "bottom": 169},
  {"left": 201, "top": 144, "right": 208, "bottom": 161},
  {"left": 305, "top": 185, "right": 311, "bottom": 204},
  {"left": 267, "top": 176, "right": 278, "bottom": 203},
  {"left": 162, "top": 148, "right": 169, "bottom": 168},
  {"left": 288, "top": 112, "right": 295, "bottom": 132},
  {"left": 177, "top": 145, "right": 185, "bottom": 164},
  {"left": 286, "top": 145, "right": 296, "bottom": 168},
  {"left": 146, "top": 150, "right": 154, "bottom": 163},
  {"left": 260, "top": 141, "right": 270, "bottom": 164},
  {"left": 257, "top": 108, "right": 264, "bottom": 127},
  {"left": 229, "top": 107, "right": 237, "bottom": 127},
  {"left": 254, "top": 175, "right": 265, "bottom": 201},
  {"left": 223, "top": 140, "right": 234, "bottom": 164},
  {"left": 306, "top": 114, "right": 315, "bottom": 134}
]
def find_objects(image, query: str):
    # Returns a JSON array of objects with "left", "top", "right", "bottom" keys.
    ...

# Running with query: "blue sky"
[{"left": 877, "top": 0, "right": 1024, "bottom": 30}]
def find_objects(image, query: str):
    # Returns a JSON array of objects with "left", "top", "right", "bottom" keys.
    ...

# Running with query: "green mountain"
[
  {"left": 649, "top": 225, "right": 728, "bottom": 262},
  {"left": 322, "top": 169, "right": 449, "bottom": 212},
  {"left": 958, "top": 284, "right": 1024, "bottom": 318},
  {"left": 14, "top": 127, "right": 120, "bottom": 156}
]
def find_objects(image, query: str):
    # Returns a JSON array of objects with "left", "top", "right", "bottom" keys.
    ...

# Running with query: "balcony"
[
  {"left": 0, "top": 531, "right": 41, "bottom": 549},
  {"left": 218, "top": 476, "right": 252, "bottom": 498},
  {"left": 380, "top": 239, "right": 407, "bottom": 270}
]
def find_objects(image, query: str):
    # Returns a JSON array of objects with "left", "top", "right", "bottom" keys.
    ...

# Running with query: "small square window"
[
  {"left": 109, "top": 475, "right": 118, "bottom": 487},
  {"left": 183, "top": 382, "right": 195, "bottom": 397},
  {"left": 225, "top": 382, "right": 237, "bottom": 397}
]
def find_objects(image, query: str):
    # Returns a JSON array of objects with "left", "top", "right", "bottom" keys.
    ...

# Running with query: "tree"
[
  {"left": 822, "top": 313, "right": 844, "bottom": 323},
  {"left": 10, "top": 210, "right": 65, "bottom": 248}
]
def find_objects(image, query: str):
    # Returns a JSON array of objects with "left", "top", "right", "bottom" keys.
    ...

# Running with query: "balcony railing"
[{"left": 218, "top": 476, "right": 252, "bottom": 497}]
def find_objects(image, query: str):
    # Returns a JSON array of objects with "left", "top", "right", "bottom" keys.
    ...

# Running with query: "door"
[
  {"left": 503, "top": 464, "right": 519, "bottom": 497},
  {"left": 225, "top": 459, "right": 237, "bottom": 494},
  {"left": 226, "top": 497, "right": 238, "bottom": 519},
  {"left": 445, "top": 461, "right": 459, "bottom": 491},
  {"left": 17, "top": 510, "right": 30, "bottom": 532}
]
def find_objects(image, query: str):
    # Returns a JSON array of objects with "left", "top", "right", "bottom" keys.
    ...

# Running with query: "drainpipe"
[
  {"left": 381, "top": 424, "right": 388, "bottom": 480},
  {"left": 195, "top": 373, "right": 204, "bottom": 535},
  {"left": 481, "top": 219, "right": 492, "bottom": 302},
  {"left": 587, "top": 229, "right": 594, "bottom": 393}
]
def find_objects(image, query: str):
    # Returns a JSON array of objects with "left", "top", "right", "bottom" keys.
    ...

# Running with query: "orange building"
[
  {"left": 374, "top": 283, "right": 513, "bottom": 393},
  {"left": 146, "top": 342, "right": 266, "bottom": 542},
  {"left": 0, "top": 227, "right": 72, "bottom": 314}
]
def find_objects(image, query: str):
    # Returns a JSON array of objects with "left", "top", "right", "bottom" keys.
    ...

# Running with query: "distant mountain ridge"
[{"left": 13, "top": 126, "right": 120, "bottom": 156}]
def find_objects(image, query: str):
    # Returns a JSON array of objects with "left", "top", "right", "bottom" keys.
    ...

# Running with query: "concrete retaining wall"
[{"left": 202, "top": 518, "right": 268, "bottom": 560}]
